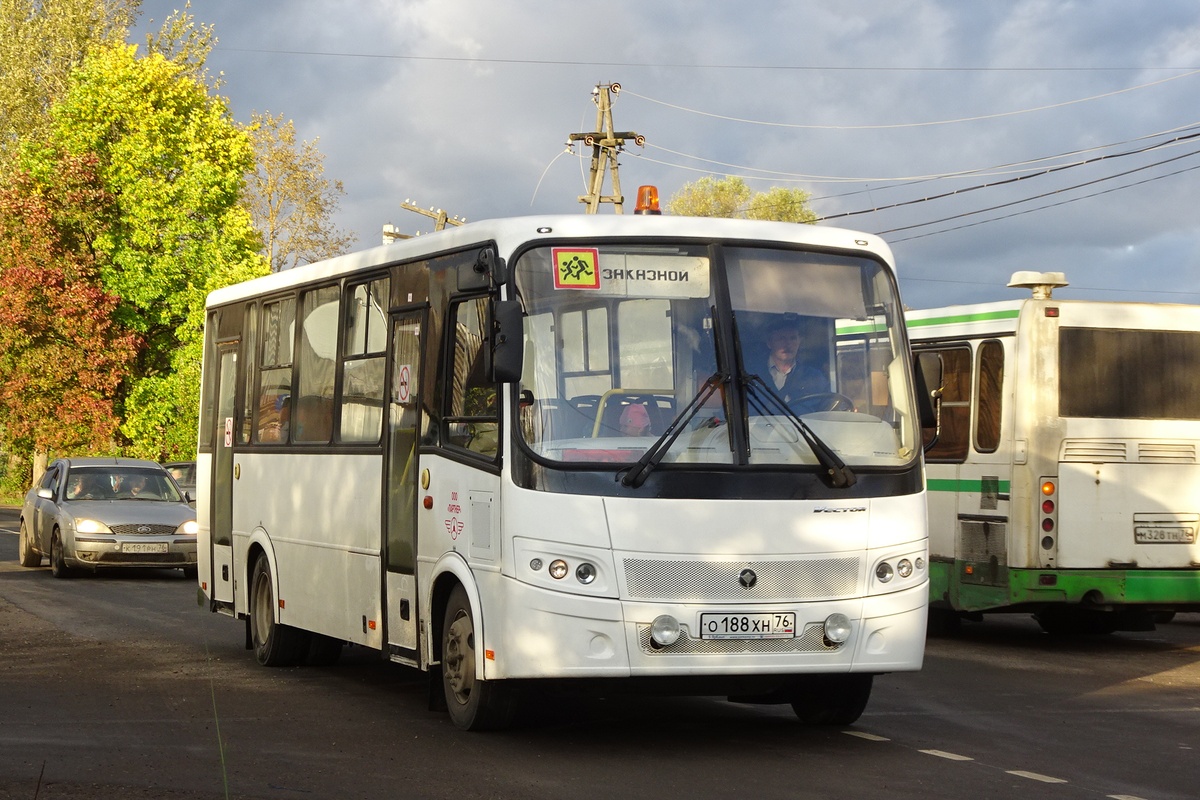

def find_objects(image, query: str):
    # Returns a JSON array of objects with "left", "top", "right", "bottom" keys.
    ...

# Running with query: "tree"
[
  {"left": 0, "top": 0, "right": 136, "bottom": 164},
  {"left": 245, "top": 111, "right": 356, "bottom": 272},
  {"left": 26, "top": 39, "right": 268, "bottom": 460},
  {"left": 0, "top": 157, "right": 139, "bottom": 486},
  {"left": 666, "top": 176, "right": 817, "bottom": 223}
]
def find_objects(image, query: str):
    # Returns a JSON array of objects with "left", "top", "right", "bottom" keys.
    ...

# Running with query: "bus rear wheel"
[
  {"left": 250, "top": 555, "right": 309, "bottom": 666},
  {"left": 441, "top": 585, "right": 517, "bottom": 731},
  {"left": 790, "top": 674, "right": 873, "bottom": 725}
]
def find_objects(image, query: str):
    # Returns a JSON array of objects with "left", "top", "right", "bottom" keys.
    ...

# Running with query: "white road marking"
[
  {"left": 842, "top": 731, "right": 890, "bottom": 742},
  {"left": 919, "top": 749, "right": 974, "bottom": 761},
  {"left": 1007, "top": 770, "right": 1067, "bottom": 784}
]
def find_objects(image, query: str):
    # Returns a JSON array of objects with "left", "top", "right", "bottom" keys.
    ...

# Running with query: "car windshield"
[{"left": 64, "top": 467, "right": 184, "bottom": 502}]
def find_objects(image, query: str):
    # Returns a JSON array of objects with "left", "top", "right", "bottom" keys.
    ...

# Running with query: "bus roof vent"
[{"left": 1007, "top": 271, "right": 1068, "bottom": 300}]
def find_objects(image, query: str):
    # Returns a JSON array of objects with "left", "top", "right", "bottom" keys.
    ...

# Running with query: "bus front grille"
[{"left": 623, "top": 557, "right": 860, "bottom": 602}]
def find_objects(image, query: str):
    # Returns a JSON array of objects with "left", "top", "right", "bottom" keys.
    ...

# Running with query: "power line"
[
  {"left": 215, "top": 47, "right": 1200, "bottom": 73},
  {"left": 888, "top": 160, "right": 1200, "bottom": 243},
  {"left": 620, "top": 72, "right": 1200, "bottom": 130},
  {"left": 816, "top": 131, "right": 1200, "bottom": 223}
]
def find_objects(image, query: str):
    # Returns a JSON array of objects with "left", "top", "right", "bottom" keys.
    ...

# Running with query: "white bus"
[
  {"left": 197, "top": 208, "right": 934, "bottom": 729},
  {"left": 909, "top": 271, "right": 1200, "bottom": 634}
]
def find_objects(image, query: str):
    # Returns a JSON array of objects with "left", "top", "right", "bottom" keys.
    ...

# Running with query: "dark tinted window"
[{"left": 1060, "top": 328, "right": 1200, "bottom": 419}]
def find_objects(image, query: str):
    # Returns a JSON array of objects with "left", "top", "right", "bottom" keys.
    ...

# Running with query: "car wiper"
[
  {"left": 743, "top": 373, "right": 857, "bottom": 489},
  {"left": 620, "top": 371, "right": 728, "bottom": 488}
]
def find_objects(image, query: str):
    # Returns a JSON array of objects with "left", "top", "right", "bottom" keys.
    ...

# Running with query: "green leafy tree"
[
  {"left": 27, "top": 39, "right": 268, "bottom": 460},
  {"left": 0, "top": 157, "right": 139, "bottom": 487},
  {"left": 245, "top": 111, "right": 356, "bottom": 272},
  {"left": 0, "top": 0, "right": 136, "bottom": 164},
  {"left": 667, "top": 176, "right": 817, "bottom": 223}
]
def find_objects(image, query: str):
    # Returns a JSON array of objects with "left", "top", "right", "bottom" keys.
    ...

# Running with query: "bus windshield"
[{"left": 515, "top": 242, "right": 919, "bottom": 469}]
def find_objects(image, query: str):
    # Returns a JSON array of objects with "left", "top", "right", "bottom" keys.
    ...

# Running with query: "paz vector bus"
[
  {"left": 908, "top": 271, "right": 1200, "bottom": 635},
  {"left": 195, "top": 199, "right": 936, "bottom": 729}
]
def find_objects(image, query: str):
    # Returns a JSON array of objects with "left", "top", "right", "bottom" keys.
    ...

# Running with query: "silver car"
[{"left": 18, "top": 457, "right": 198, "bottom": 578}]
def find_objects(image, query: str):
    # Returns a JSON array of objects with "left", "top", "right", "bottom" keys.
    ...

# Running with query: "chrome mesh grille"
[
  {"left": 110, "top": 524, "right": 177, "bottom": 536},
  {"left": 636, "top": 623, "right": 840, "bottom": 655},
  {"left": 623, "top": 557, "right": 860, "bottom": 601}
]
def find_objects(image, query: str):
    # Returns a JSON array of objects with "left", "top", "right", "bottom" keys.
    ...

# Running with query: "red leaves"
[{"left": 0, "top": 158, "right": 138, "bottom": 452}]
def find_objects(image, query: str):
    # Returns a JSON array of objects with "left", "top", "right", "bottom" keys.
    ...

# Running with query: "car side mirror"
[{"left": 37, "top": 487, "right": 53, "bottom": 500}]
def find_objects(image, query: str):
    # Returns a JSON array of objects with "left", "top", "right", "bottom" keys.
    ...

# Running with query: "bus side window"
[
  {"left": 255, "top": 297, "right": 296, "bottom": 443},
  {"left": 975, "top": 340, "right": 1004, "bottom": 453},
  {"left": 445, "top": 297, "right": 499, "bottom": 457},
  {"left": 922, "top": 345, "right": 971, "bottom": 463}
]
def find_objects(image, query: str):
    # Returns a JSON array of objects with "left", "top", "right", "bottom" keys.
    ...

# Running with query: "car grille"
[
  {"left": 109, "top": 524, "right": 178, "bottom": 536},
  {"left": 623, "top": 557, "right": 860, "bottom": 602}
]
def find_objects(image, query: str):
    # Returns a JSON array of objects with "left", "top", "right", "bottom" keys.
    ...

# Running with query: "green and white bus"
[
  {"left": 908, "top": 271, "right": 1200, "bottom": 634},
  {"left": 196, "top": 209, "right": 934, "bottom": 729}
]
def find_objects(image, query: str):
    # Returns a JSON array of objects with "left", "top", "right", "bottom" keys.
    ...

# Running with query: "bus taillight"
[{"left": 1039, "top": 477, "right": 1058, "bottom": 548}]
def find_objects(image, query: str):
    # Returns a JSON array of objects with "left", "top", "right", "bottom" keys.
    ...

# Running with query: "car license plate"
[
  {"left": 122, "top": 542, "right": 168, "bottom": 554},
  {"left": 699, "top": 612, "right": 796, "bottom": 639},
  {"left": 1135, "top": 526, "right": 1195, "bottom": 544}
]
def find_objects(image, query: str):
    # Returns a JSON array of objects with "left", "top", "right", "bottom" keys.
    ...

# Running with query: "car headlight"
[
  {"left": 75, "top": 518, "right": 113, "bottom": 534},
  {"left": 176, "top": 519, "right": 199, "bottom": 535}
]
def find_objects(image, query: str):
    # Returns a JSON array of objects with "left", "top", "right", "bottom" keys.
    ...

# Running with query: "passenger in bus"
[
  {"left": 261, "top": 395, "right": 291, "bottom": 442},
  {"left": 762, "top": 316, "right": 829, "bottom": 404},
  {"left": 618, "top": 403, "right": 652, "bottom": 437}
]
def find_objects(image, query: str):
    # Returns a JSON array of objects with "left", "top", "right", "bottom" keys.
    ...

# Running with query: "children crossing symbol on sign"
[{"left": 552, "top": 247, "right": 601, "bottom": 289}]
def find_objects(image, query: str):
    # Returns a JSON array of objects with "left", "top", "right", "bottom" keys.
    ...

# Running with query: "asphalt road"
[{"left": 1, "top": 504, "right": 1198, "bottom": 800}]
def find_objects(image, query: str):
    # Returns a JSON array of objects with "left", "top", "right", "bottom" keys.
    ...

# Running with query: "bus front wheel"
[
  {"left": 250, "top": 555, "right": 309, "bottom": 667},
  {"left": 790, "top": 674, "right": 873, "bottom": 725},
  {"left": 441, "top": 585, "right": 517, "bottom": 731}
]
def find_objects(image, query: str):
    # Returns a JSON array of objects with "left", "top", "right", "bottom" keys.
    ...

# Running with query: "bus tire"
[
  {"left": 305, "top": 633, "right": 344, "bottom": 666},
  {"left": 441, "top": 584, "right": 517, "bottom": 731},
  {"left": 790, "top": 674, "right": 873, "bottom": 725},
  {"left": 250, "top": 555, "right": 308, "bottom": 667},
  {"left": 18, "top": 520, "right": 41, "bottom": 567}
]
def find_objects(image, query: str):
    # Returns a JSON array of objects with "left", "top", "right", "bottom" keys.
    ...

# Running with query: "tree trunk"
[{"left": 31, "top": 449, "right": 48, "bottom": 490}]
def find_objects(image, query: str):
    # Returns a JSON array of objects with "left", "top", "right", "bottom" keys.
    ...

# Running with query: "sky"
[{"left": 131, "top": 1, "right": 1200, "bottom": 310}]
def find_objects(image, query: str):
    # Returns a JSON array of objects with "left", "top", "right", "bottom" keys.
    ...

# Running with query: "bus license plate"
[
  {"left": 699, "top": 612, "right": 796, "bottom": 639},
  {"left": 1135, "top": 526, "right": 1195, "bottom": 544},
  {"left": 122, "top": 542, "right": 168, "bottom": 554}
]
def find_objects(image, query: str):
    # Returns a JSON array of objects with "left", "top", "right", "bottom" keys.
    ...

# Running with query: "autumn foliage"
[{"left": 0, "top": 157, "right": 139, "bottom": 455}]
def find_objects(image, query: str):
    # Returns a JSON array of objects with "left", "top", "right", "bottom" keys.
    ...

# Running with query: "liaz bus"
[
  {"left": 909, "top": 271, "right": 1200, "bottom": 635},
  {"left": 196, "top": 208, "right": 934, "bottom": 729}
]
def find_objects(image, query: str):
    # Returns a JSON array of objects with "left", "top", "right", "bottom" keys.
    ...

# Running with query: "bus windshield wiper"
[
  {"left": 620, "top": 371, "right": 727, "bottom": 489},
  {"left": 743, "top": 373, "right": 857, "bottom": 489}
]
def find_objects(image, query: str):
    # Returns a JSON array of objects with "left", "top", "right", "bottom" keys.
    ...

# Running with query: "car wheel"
[
  {"left": 441, "top": 584, "right": 518, "bottom": 731},
  {"left": 49, "top": 529, "right": 77, "bottom": 579},
  {"left": 249, "top": 554, "right": 308, "bottom": 666},
  {"left": 18, "top": 520, "right": 41, "bottom": 568}
]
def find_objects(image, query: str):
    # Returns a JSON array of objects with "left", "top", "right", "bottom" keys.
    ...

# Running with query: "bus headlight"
[
  {"left": 548, "top": 559, "right": 568, "bottom": 580},
  {"left": 575, "top": 562, "right": 597, "bottom": 584},
  {"left": 650, "top": 615, "right": 681, "bottom": 646},
  {"left": 824, "top": 613, "right": 852, "bottom": 644},
  {"left": 876, "top": 562, "right": 894, "bottom": 582}
]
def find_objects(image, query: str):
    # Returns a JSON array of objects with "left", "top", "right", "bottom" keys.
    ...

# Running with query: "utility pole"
[
  {"left": 568, "top": 83, "right": 645, "bottom": 214},
  {"left": 382, "top": 199, "right": 466, "bottom": 244}
]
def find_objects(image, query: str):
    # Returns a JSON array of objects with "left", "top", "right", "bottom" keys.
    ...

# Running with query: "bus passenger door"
[
  {"left": 384, "top": 312, "right": 423, "bottom": 663},
  {"left": 210, "top": 343, "right": 238, "bottom": 605}
]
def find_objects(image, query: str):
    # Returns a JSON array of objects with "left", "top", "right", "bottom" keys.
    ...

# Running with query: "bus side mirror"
[
  {"left": 914, "top": 351, "right": 943, "bottom": 449},
  {"left": 489, "top": 300, "right": 524, "bottom": 383}
]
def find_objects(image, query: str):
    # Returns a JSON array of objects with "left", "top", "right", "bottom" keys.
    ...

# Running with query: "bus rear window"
[{"left": 1059, "top": 327, "right": 1200, "bottom": 419}]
